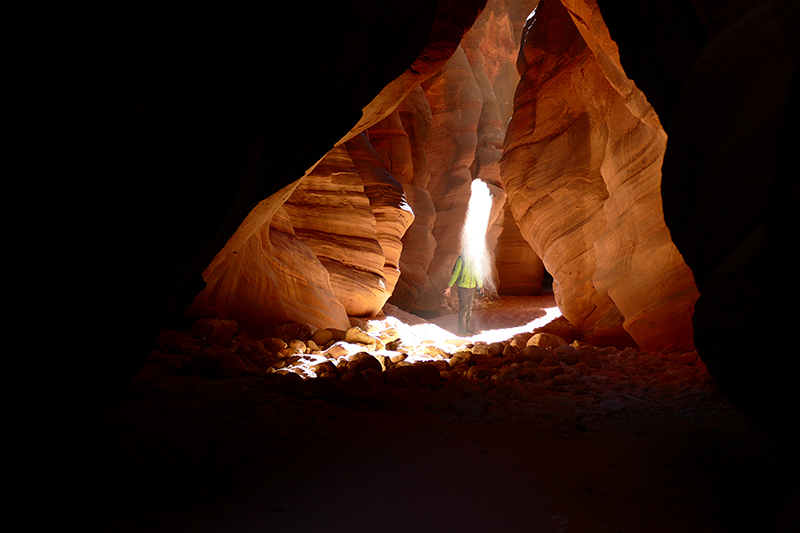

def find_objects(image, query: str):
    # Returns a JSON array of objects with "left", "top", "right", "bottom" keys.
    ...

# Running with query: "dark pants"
[{"left": 457, "top": 286, "right": 475, "bottom": 334}]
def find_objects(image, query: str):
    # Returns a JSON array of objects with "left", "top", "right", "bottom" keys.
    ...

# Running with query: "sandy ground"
[{"left": 60, "top": 295, "right": 791, "bottom": 532}]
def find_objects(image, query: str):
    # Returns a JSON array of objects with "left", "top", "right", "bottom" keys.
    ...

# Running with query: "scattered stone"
[
  {"left": 539, "top": 365, "right": 565, "bottom": 379},
  {"left": 527, "top": 332, "right": 567, "bottom": 350},
  {"left": 324, "top": 342, "right": 361, "bottom": 359},
  {"left": 306, "top": 340, "right": 321, "bottom": 352},
  {"left": 466, "top": 365, "right": 493, "bottom": 380},
  {"left": 510, "top": 345, "right": 549, "bottom": 364},
  {"left": 345, "top": 326, "right": 376, "bottom": 345},
  {"left": 423, "top": 345, "right": 447, "bottom": 357},
  {"left": 388, "top": 363, "right": 442, "bottom": 388},
  {"left": 430, "top": 360, "right": 450, "bottom": 372},
  {"left": 494, "top": 365, "right": 522, "bottom": 382},
  {"left": 312, "top": 361, "right": 338, "bottom": 377},
  {"left": 347, "top": 352, "right": 382, "bottom": 373},
  {"left": 471, "top": 343, "right": 491, "bottom": 355},
  {"left": 311, "top": 329, "right": 333, "bottom": 346},
  {"left": 370, "top": 354, "right": 390, "bottom": 372},
  {"left": 553, "top": 345, "right": 581, "bottom": 365},
  {"left": 449, "top": 351, "right": 474, "bottom": 367},
  {"left": 262, "top": 337, "right": 288, "bottom": 352},
  {"left": 287, "top": 339, "right": 307, "bottom": 354},
  {"left": 390, "top": 353, "right": 407, "bottom": 364}
]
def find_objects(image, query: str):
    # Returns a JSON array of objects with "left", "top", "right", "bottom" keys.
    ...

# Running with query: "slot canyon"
[{"left": 19, "top": 0, "right": 798, "bottom": 531}]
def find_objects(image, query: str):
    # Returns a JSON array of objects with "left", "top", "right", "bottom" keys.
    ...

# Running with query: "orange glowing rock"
[{"left": 501, "top": 0, "right": 698, "bottom": 351}]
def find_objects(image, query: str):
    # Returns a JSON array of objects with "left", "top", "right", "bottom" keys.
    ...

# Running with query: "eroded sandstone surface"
[{"left": 501, "top": 0, "right": 699, "bottom": 351}]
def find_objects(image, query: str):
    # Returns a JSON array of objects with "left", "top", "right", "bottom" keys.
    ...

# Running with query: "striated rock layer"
[
  {"left": 186, "top": 1, "right": 487, "bottom": 332},
  {"left": 389, "top": 0, "right": 542, "bottom": 314},
  {"left": 501, "top": 0, "right": 698, "bottom": 351}
]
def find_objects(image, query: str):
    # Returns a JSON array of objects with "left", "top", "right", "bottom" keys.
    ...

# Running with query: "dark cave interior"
[{"left": 13, "top": 0, "right": 798, "bottom": 531}]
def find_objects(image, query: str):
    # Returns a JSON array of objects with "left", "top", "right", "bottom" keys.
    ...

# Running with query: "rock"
[
  {"left": 510, "top": 345, "right": 550, "bottom": 364},
  {"left": 323, "top": 342, "right": 361, "bottom": 359},
  {"left": 489, "top": 383, "right": 519, "bottom": 400},
  {"left": 388, "top": 363, "right": 442, "bottom": 388},
  {"left": 494, "top": 365, "right": 522, "bottom": 382},
  {"left": 466, "top": 365, "right": 494, "bottom": 380},
  {"left": 373, "top": 355, "right": 393, "bottom": 372},
  {"left": 553, "top": 345, "right": 581, "bottom": 365},
  {"left": 423, "top": 345, "right": 447, "bottom": 357},
  {"left": 327, "top": 328, "right": 347, "bottom": 342},
  {"left": 431, "top": 360, "right": 450, "bottom": 373},
  {"left": 385, "top": 338, "right": 403, "bottom": 351},
  {"left": 191, "top": 318, "right": 238, "bottom": 340},
  {"left": 502, "top": 344, "right": 517, "bottom": 358},
  {"left": 262, "top": 337, "right": 288, "bottom": 352},
  {"left": 311, "top": 329, "right": 334, "bottom": 346},
  {"left": 539, "top": 365, "right": 565, "bottom": 379},
  {"left": 471, "top": 343, "right": 491, "bottom": 356},
  {"left": 527, "top": 333, "right": 567, "bottom": 350},
  {"left": 312, "top": 361, "right": 338, "bottom": 378},
  {"left": 179, "top": 354, "right": 245, "bottom": 379},
  {"left": 345, "top": 326, "right": 377, "bottom": 345},
  {"left": 306, "top": 340, "right": 321, "bottom": 352},
  {"left": 347, "top": 352, "right": 383, "bottom": 373},
  {"left": 389, "top": 353, "right": 408, "bottom": 364},
  {"left": 287, "top": 339, "right": 307, "bottom": 354},
  {"left": 487, "top": 342, "right": 506, "bottom": 357},
  {"left": 449, "top": 351, "right": 474, "bottom": 367},
  {"left": 574, "top": 362, "right": 592, "bottom": 376}
]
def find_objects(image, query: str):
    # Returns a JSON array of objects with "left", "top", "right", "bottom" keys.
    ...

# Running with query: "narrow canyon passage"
[
  {"left": 63, "top": 296, "right": 785, "bottom": 533},
  {"left": 21, "top": 1, "right": 797, "bottom": 532}
]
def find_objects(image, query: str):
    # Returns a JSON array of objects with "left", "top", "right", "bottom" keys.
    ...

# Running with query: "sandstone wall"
[
  {"left": 501, "top": 0, "right": 699, "bottom": 351},
  {"left": 392, "top": 0, "right": 542, "bottom": 314},
  {"left": 186, "top": 1, "right": 486, "bottom": 332}
]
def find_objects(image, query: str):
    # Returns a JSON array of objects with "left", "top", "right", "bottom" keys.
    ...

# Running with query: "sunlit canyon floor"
[{"left": 62, "top": 295, "right": 788, "bottom": 533}]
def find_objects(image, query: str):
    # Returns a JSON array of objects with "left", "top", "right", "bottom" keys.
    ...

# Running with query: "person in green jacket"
[{"left": 443, "top": 253, "right": 484, "bottom": 335}]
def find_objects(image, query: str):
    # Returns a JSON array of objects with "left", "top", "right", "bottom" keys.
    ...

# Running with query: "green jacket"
[{"left": 448, "top": 256, "right": 482, "bottom": 289}]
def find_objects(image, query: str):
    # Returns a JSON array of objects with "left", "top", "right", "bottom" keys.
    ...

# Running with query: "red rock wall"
[
  {"left": 186, "top": 1, "right": 487, "bottom": 331},
  {"left": 391, "top": 0, "right": 541, "bottom": 314},
  {"left": 501, "top": 0, "right": 699, "bottom": 351}
]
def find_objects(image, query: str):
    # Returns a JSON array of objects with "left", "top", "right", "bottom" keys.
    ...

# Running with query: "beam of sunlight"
[
  {"left": 461, "top": 179, "right": 496, "bottom": 294},
  {"left": 285, "top": 303, "right": 563, "bottom": 379}
]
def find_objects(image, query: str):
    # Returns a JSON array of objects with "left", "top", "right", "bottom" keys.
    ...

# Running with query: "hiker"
[{"left": 443, "top": 253, "right": 484, "bottom": 335}]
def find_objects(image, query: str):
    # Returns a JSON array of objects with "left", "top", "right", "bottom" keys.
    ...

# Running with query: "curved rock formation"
[
  {"left": 495, "top": 203, "right": 545, "bottom": 295},
  {"left": 501, "top": 0, "right": 698, "bottom": 351},
  {"left": 24, "top": 1, "right": 487, "bottom": 414},
  {"left": 186, "top": 2, "right": 487, "bottom": 332}
]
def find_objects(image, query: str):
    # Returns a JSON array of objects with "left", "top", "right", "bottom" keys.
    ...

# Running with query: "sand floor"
[{"left": 60, "top": 295, "right": 790, "bottom": 532}]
